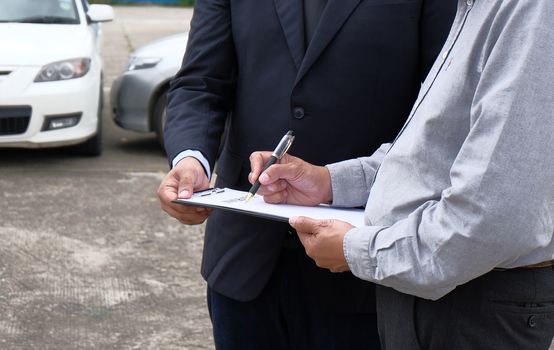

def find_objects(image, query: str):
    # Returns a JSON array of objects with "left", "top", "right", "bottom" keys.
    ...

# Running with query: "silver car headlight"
[
  {"left": 34, "top": 58, "right": 91, "bottom": 82},
  {"left": 125, "top": 57, "right": 162, "bottom": 71}
]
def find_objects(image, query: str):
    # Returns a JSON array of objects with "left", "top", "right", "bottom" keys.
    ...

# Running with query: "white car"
[{"left": 0, "top": 0, "right": 113, "bottom": 156}]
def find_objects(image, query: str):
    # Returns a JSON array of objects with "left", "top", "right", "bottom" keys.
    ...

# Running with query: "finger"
[
  {"left": 177, "top": 213, "right": 211, "bottom": 225},
  {"left": 170, "top": 204, "right": 210, "bottom": 216},
  {"left": 289, "top": 216, "right": 321, "bottom": 233},
  {"left": 160, "top": 202, "right": 195, "bottom": 218},
  {"left": 258, "top": 161, "right": 301, "bottom": 185},
  {"left": 178, "top": 210, "right": 211, "bottom": 223},
  {"left": 330, "top": 265, "right": 350, "bottom": 273},
  {"left": 164, "top": 205, "right": 211, "bottom": 225},
  {"left": 262, "top": 190, "right": 288, "bottom": 204},
  {"left": 158, "top": 184, "right": 178, "bottom": 203},
  {"left": 266, "top": 179, "right": 288, "bottom": 193},
  {"left": 256, "top": 179, "right": 288, "bottom": 196},
  {"left": 158, "top": 175, "right": 180, "bottom": 202},
  {"left": 160, "top": 198, "right": 209, "bottom": 217},
  {"left": 248, "top": 151, "right": 273, "bottom": 184}
]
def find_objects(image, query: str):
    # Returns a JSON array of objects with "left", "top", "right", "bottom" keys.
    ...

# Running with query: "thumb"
[
  {"left": 174, "top": 158, "right": 210, "bottom": 198},
  {"left": 291, "top": 216, "right": 330, "bottom": 257},
  {"left": 177, "top": 168, "right": 197, "bottom": 198},
  {"left": 289, "top": 216, "right": 322, "bottom": 234}
]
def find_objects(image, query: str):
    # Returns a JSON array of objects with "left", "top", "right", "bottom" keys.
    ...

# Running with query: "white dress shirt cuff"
[{"left": 172, "top": 150, "right": 212, "bottom": 181}]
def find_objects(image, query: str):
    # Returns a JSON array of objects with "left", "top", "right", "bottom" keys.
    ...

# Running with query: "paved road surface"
[{"left": 0, "top": 6, "right": 213, "bottom": 350}]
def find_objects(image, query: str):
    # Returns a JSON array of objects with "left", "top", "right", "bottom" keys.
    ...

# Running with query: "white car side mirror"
[{"left": 87, "top": 4, "right": 114, "bottom": 23}]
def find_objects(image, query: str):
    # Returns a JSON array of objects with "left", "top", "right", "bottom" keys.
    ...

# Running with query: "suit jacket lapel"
[
  {"left": 295, "top": 0, "right": 361, "bottom": 84},
  {"left": 274, "top": 0, "right": 305, "bottom": 70}
]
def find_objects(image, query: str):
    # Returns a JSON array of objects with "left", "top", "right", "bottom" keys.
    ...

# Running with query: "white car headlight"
[
  {"left": 125, "top": 57, "right": 162, "bottom": 71},
  {"left": 34, "top": 58, "right": 91, "bottom": 82}
]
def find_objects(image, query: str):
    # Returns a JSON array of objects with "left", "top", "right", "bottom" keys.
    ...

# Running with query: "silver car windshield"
[{"left": 0, "top": 0, "right": 80, "bottom": 24}]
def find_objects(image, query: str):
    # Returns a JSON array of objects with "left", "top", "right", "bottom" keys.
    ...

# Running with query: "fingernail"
[
  {"left": 179, "top": 190, "right": 190, "bottom": 198},
  {"left": 289, "top": 216, "right": 298, "bottom": 225},
  {"left": 248, "top": 172, "right": 253, "bottom": 181}
]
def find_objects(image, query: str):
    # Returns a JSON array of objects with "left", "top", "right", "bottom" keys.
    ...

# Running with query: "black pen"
[{"left": 245, "top": 130, "right": 295, "bottom": 202}]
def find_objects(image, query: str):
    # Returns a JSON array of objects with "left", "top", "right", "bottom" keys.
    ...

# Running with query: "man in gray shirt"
[{"left": 249, "top": 0, "right": 554, "bottom": 348}]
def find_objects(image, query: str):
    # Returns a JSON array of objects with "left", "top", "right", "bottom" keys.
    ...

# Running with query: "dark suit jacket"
[{"left": 165, "top": 0, "right": 456, "bottom": 308}]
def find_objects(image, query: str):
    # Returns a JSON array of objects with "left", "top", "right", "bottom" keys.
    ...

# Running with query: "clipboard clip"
[{"left": 197, "top": 187, "right": 226, "bottom": 197}]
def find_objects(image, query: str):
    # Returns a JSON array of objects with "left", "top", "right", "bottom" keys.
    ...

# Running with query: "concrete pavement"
[{"left": 0, "top": 6, "right": 213, "bottom": 350}]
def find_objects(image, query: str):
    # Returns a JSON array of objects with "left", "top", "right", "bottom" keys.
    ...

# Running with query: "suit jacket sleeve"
[
  {"left": 419, "top": 0, "right": 458, "bottom": 80},
  {"left": 164, "top": 0, "right": 237, "bottom": 169}
]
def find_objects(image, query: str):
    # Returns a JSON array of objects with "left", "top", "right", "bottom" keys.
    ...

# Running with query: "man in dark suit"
[{"left": 158, "top": 0, "right": 456, "bottom": 348}]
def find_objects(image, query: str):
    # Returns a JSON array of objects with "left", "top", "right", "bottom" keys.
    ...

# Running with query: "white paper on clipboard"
[{"left": 172, "top": 187, "right": 365, "bottom": 227}]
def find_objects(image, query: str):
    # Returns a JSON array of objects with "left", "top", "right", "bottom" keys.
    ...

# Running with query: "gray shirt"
[{"left": 327, "top": 0, "right": 554, "bottom": 300}]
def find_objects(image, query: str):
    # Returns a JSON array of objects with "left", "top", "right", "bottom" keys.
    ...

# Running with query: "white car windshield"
[{"left": 0, "top": 0, "right": 80, "bottom": 24}]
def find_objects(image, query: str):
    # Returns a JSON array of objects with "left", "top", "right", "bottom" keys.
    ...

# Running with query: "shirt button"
[
  {"left": 467, "top": 0, "right": 473, "bottom": 6},
  {"left": 293, "top": 106, "right": 305, "bottom": 119},
  {"left": 442, "top": 51, "right": 448, "bottom": 59}
]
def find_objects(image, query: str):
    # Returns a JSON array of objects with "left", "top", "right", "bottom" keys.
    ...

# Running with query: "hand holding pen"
[
  {"left": 245, "top": 130, "right": 295, "bottom": 202},
  {"left": 247, "top": 133, "right": 334, "bottom": 206}
]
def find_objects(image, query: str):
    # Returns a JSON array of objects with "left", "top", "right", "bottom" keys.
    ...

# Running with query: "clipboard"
[{"left": 172, "top": 187, "right": 365, "bottom": 227}]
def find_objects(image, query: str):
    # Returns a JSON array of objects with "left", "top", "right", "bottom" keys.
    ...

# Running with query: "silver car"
[{"left": 111, "top": 32, "right": 188, "bottom": 146}]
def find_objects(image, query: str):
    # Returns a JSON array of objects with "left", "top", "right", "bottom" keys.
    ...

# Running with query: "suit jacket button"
[
  {"left": 293, "top": 107, "right": 305, "bottom": 119},
  {"left": 528, "top": 315, "right": 537, "bottom": 328}
]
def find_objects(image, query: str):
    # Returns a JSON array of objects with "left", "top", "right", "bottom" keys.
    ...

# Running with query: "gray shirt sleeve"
[
  {"left": 326, "top": 143, "right": 389, "bottom": 207},
  {"left": 341, "top": 2, "right": 554, "bottom": 300}
]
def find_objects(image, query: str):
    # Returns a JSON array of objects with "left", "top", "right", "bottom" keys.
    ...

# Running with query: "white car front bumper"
[{"left": 0, "top": 64, "right": 100, "bottom": 149}]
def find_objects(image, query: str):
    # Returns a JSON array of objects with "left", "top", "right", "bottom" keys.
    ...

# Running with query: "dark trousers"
[
  {"left": 376, "top": 266, "right": 554, "bottom": 350},
  {"left": 207, "top": 248, "right": 381, "bottom": 350}
]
